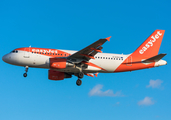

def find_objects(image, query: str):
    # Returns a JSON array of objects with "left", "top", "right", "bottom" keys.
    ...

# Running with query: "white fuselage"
[{"left": 2, "top": 49, "right": 129, "bottom": 73}]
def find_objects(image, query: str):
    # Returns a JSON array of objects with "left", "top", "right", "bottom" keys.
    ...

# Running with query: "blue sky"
[{"left": 0, "top": 0, "right": 171, "bottom": 120}]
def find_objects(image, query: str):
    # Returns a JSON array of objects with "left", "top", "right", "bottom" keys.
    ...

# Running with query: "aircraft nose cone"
[
  {"left": 2, "top": 54, "right": 10, "bottom": 63},
  {"left": 2, "top": 55, "right": 7, "bottom": 62}
]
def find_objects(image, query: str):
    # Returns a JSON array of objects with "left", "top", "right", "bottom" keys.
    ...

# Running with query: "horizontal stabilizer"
[{"left": 142, "top": 53, "right": 167, "bottom": 63}]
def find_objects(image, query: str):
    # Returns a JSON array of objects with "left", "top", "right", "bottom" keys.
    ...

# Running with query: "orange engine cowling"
[
  {"left": 48, "top": 70, "right": 72, "bottom": 80},
  {"left": 50, "top": 58, "right": 74, "bottom": 69}
]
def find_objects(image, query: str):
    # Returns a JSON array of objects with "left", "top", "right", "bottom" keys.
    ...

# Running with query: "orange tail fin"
[{"left": 131, "top": 30, "right": 165, "bottom": 60}]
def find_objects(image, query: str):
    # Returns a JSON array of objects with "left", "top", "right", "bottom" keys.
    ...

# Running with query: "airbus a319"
[{"left": 2, "top": 30, "right": 167, "bottom": 86}]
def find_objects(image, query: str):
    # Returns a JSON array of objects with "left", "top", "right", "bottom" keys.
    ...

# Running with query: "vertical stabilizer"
[{"left": 131, "top": 30, "right": 165, "bottom": 60}]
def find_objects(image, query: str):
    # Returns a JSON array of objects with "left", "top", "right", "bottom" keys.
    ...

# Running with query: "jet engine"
[
  {"left": 50, "top": 58, "right": 74, "bottom": 69},
  {"left": 48, "top": 70, "right": 72, "bottom": 80}
]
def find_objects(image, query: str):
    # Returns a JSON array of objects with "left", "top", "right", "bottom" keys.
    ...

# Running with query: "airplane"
[{"left": 2, "top": 30, "right": 167, "bottom": 86}]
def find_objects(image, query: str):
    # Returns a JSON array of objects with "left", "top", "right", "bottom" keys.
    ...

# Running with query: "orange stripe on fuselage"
[{"left": 114, "top": 55, "right": 155, "bottom": 72}]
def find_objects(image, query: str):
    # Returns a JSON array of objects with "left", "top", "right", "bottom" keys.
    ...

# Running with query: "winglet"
[{"left": 106, "top": 36, "right": 111, "bottom": 41}]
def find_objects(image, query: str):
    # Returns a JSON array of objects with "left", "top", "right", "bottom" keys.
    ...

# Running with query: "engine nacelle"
[
  {"left": 50, "top": 58, "right": 74, "bottom": 69},
  {"left": 48, "top": 70, "right": 72, "bottom": 80}
]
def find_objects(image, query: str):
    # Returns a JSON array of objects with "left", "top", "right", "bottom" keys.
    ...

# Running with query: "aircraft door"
[
  {"left": 24, "top": 47, "right": 30, "bottom": 58},
  {"left": 126, "top": 56, "right": 132, "bottom": 66}
]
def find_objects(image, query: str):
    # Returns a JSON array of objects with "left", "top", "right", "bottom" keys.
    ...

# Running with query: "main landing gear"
[
  {"left": 76, "top": 72, "right": 84, "bottom": 86},
  {"left": 23, "top": 66, "right": 29, "bottom": 77},
  {"left": 76, "top": 79, "right": 82, "bottom": 86}
]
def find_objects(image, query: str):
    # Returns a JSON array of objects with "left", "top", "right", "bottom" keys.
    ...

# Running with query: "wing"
[{"left": 67, "top": 36, "right": 111, "bottom": 63}]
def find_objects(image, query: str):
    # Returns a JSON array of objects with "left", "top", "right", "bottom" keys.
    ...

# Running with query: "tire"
[
  {"left": 76, "top": 79, "right": 82, "bottom": 86},
  {"left": 78, "top": 72, "right": 84, "bottom": 78},
  {"left": 23, "top": 73, "right": 27, "bottom": 77}
]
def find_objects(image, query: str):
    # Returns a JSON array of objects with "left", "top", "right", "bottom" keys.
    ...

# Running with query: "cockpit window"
[{"left": 11, "top": 50, "right": 18, "bottom": 53}]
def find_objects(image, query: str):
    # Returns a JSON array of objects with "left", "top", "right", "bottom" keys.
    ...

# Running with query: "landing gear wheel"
[
  {"left": 78, "top": 72, "right": 84, "bottom": 78},
  {"left": 23, "top": 66, "right": 29, "bottom": 78},
  {"left": 76, "top": 79, "right": 82, "bottom": 86},
  {"left": 23, "top": 73, "right": 27, "bottom": 77}
]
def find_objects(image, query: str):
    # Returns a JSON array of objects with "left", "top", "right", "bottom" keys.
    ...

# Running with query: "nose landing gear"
[{"left": 23, "top": 66, "right": 29, "bottom": 77}]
